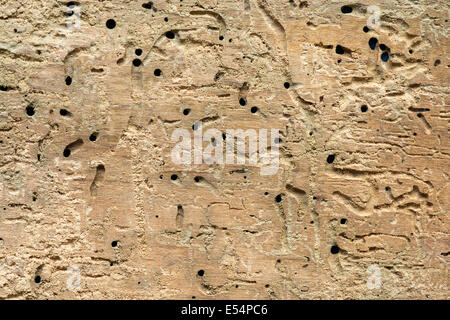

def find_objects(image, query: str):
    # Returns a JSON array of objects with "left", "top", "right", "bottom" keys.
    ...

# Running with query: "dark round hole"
[
  {"left": 264, "top": 192, "right": 269, "bottom": 196},
  {"left": 106, "top": 19, "right": 116, "bottom": 29},
  {"left": 363, "top": 26, "right": 369, "bottom": 33},
  {"left": 409, "top": 49, "right": 413, "bottom": 54},
  {"left": 275, "top": 194, "right": 282, "bottom": 203},
  {"left": 417, "top": 113, "right": 423, "bottom": 118},
  {"left": 284, "top": 82, "right": 290, "bottom": 89},
  {"left": 135, "top": 49, "right": 143, "bottom": 56},
  {"left": 34, "top": 275, "right": 41, "bottom": 283},
  {"left": 379, "top": 44, "right": 387, "bottom": 51},
  {"left": 65, "top": 76, "right": 72, "bottom": 86},
  {"left": 341, "top": 5, "right": 352, "bottom": 14},
  {"left": 26, "top": 106, "right": 35, "bottom": 116},
  {"left": 89, "top": 133, "right": 97, "bottom": 142},
  {"left": 340, "top": 218, "right": 347, "bottom": 225},
  {"left": 133, "top": 59, "right": 142, "bottom": 67},
  {"left": 164, "top": 17, "right": 169, "bottom": 22},
  {"left": 183, "top": 108, "right": 191, "bottom": 116},
  {"left": 166, "top": 31, "right": 175, "bottom": 39},
  {"left": 335, "top": 45, "right": 345, "bottom": 55},
  {"left": 330, "top": 245, "right": 340, "bottom": 254},
  {"left": 171, "top": 174, "right": 178, "bottom": 181},
  {"left": 239, "top": 98, "right": 247, "bottom": 106},
  {"left": 381, "top": 52, "right": 389, "bottom": 62},
  {"left": 60, "top": 109, "right": 69, "bottom": 116},
  {"left": 250, "top": 106, "right": 258, "bottom": 113},
  {"left": 111, "top": 240, "right": 118, "bottom": 247},
  {"left": 326, "top": 154, "right": 335, "bottom": 164},
  {"left": 385, "top": 186, "right": 391, "bottom": 191},
  {"left": 67, "top": 2, "right": 75, "bottom": 14},
  {"left": 197, "top": 269, "right": 205, "bottom": 277},
  {"left": 154, "top": 69, "right": 162, "bottom": 76},
  {"left": 219, "top": 35, "right": 224, "bottom": 41},
  {"left": 369, "top": 37, "right": 378, "bottom": 50},
  {"left": 142, "top": 2, "right": 152, "bottom": 9},
  {"left": 361, "top": 105, "right": 368, "bottom": 112},
  {"left": 434, "top": 59, "right": 441, "bottom": 67},
  {"left": 63, "top": 148, "right": 71, "bottom": 157},
  {"left": 194, "top": 176, "right": 200, "bottom": 183}
]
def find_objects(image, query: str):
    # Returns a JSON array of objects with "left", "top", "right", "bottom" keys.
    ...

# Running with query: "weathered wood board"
[{"left": 0, "top": 0, "right": 448, "bottom": 299}]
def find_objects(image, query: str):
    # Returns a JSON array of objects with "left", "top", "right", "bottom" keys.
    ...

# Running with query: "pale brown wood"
[{"left": 0, "top": 0, "right": 448, "bottom": 299}]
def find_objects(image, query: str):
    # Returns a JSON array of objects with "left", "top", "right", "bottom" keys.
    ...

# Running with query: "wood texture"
[{"left": 0, "top": 0, "right": 448, "bottom": 299}]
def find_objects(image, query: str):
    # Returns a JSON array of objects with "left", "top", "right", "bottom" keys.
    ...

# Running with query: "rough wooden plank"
[{"left": 0, "top": 0, "right": 448, "bottom": 299}]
